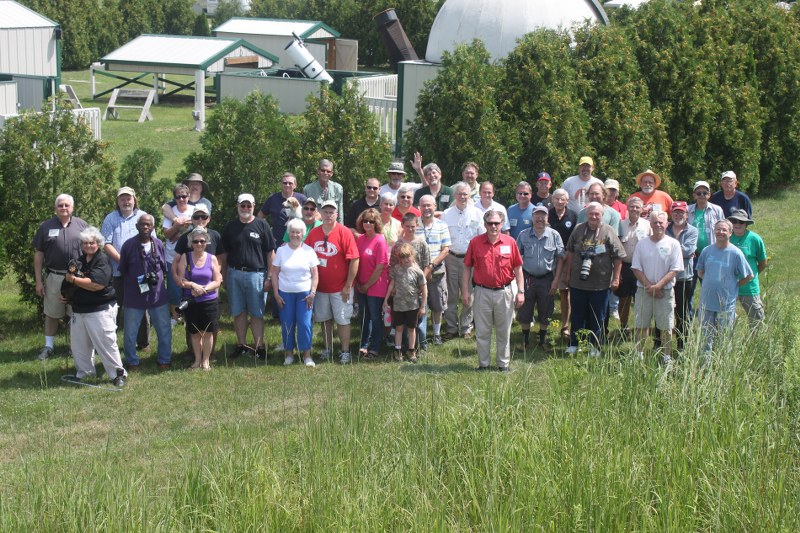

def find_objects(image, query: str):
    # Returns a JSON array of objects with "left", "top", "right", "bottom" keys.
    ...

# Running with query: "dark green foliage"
[
  {"left": 572, "top": 24, "right": 672, "bottom": 198},
  {"left": 212, "top": 0, "right": 246, "bottom": 27},
  {"left": 117, "top": 148, "right": 169, "bottom": 218},
  {"left": 193, "top": 13, "right": 211, "bottom": 37},
  {"left": 403, "top": 41, "right": 520, "bottom": 196},
  {"left": 183, "top": 92, "right": 299, "bottom": 227},
  {"left": 499, "top": 30, "right": 590, "bottom": 185},
  {"left": 296, "top": 84, "right": 393, "bottom": 206},
  {"left": 0, "top": 101, "right": 116, "bottom": 307}
]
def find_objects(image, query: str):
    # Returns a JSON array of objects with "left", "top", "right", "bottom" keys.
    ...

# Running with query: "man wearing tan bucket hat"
[{"left": 630, "top": 169, "right": 673, "bottom": 218}]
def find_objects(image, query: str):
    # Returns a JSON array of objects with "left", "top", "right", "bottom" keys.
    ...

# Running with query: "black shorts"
[
  {"left": 186, "top": 299, "right": 219, "bottom": 334},
  {"left": 613, "top": 262, "right": 638, "bottom": 298},
  {"left": 391, "top": 308, "right": 420, "bottom": 328}
]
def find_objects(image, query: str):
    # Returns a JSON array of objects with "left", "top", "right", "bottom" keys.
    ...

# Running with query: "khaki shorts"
[
  {"left": 427, "top": 274, "right": 448, "bottom": 313},
  {"left": 313, "top": 289, "right": 354, "bottom": 325},
  {"left": 44, "top": 271, "right": 71, "bottom": 319},
  {"left": 633, "top": 286, "right": 675, "bottom": 330}
]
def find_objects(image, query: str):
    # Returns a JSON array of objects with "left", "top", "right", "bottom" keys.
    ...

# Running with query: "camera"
[
  {"left": 142, "top": 271, "right": 159, "bottom": 287},
  {"left": 579, "top": 247, "right": 596, "bottom": 281},
  {"left": 175, "top": 299, "right": 190, "bottom": 315}
]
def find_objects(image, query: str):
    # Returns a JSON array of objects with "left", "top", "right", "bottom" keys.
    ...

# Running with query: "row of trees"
[
  {"left": 404, "top": 0, "right": 800, "bottom": 200},
  {"left": 19, "top": 0, "right": 443, "bottom": 71},
  {"left": 0, "top": 86, "right": 392, "bottom": 308}
]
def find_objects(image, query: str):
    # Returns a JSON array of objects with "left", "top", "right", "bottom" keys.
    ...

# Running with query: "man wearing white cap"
[
  {"left": 561, "top": 156, "right": 602, "bottom": 213},
  {"left": 101, "top": 186, "right": 150, "bottom": 350},
  {"left": 219, "top": 193, "right": 276, "bottom": 359},
  {"left": 604, "top": 179, "right": 628, "bottom": 220},
  {"left": 711, "top": 170, "right": 752, "bottom": 217},
  {"left": 687, "top": 180, "right": 726, "bottom": 313}
]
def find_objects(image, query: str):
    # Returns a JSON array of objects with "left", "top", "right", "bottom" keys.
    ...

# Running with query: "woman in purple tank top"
[{"left": 174, "top": 227, "right": 222, "bottom": 370}]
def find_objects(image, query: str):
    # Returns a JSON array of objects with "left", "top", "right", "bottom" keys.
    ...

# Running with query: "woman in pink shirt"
[{"left": 355, "top": 209, "right": 389, "bottom": 359}]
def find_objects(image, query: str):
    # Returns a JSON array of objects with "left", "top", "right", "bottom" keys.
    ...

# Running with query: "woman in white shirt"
[{"left": 271, "top": 218, "right": 320, "bottom": 367}]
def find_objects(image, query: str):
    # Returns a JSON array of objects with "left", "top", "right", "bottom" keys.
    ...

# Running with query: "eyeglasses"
[
  {"left": 192, "top": 214, "right": 209, "bottom": 220},
  {"left": 486, "top": 221, "right": 502, "bottom": 226},
  {"left": 694, "top": 191, "right": 709, "bottom": 196},
  {"left": 362, "top": 220, "right": 375, "bottom": 225},
  {"left": 192, "top": 240, "right": 207, "bottom": 244},
  {"left": 399, "top": 195, "right": 412, "bottom": 199},
  {"left": 176, "top": 195, "right": 188, "bottom": 199},
  {"left": 281, "top": 181, "right": 294, "bottom": 186},
  {"left": 516, "top": 192, "right": 530, "bottom": 196},
  {"left": 365, "top": 186, "right": 379, "bottom": 191},
  {"left": 303, "top": 206, "right": 316, "bottom": 211},
  {"left": 239, "top": 203, "right": 253, "bottom": 208}
]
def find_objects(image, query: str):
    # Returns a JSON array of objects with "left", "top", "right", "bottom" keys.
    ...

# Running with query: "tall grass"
[{"left": 2, "top": 294, "right": 797, "bottom": 531}]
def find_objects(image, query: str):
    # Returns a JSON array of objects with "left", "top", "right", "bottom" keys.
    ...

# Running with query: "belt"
[
  {"left": 46, "top": 268, "right": 67, "bottom": 275},
  {"left": 230, "top": 266, "right": 265, "bottom": 272},
  {"left": 449, "top": 252, "right": 466, "bottom": 258},
  {"left": 474, "top": 282, "right": 511, "bottom": 291},
  {"left": 524, "top": 271, "right": 553, "bottom": 280}
]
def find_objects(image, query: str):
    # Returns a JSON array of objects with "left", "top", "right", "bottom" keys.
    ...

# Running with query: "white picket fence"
[
  {"left": 0, "top": 107, "right": 102, "bottom": 140},
  {"left": 349, "top": 75, "right": 398, "bottom": 148}
]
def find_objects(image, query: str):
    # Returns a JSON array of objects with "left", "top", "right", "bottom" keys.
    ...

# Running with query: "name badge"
[
  {"left": 319, "top": 258, "right": 328, "bottom": 268},
  {"left": 510, "top": 219, "right": 518, "bottom": 227},
  {"left": 48, "top": 229, "right": 60, "bottom": 238},
  {"left": 440, "top": 195, "right": 450, "bottom": 203},
  {"left": 500, "top": 245, "right": 512, "bottom": 255},
  {"left": 136, "top": 274, "right": 151, "bottom": 294},
  {"left": 594, "top": 244, "right": 607, "bottom": 254}
]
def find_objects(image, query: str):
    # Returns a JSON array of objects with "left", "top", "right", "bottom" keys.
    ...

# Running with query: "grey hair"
[
  {"left": 380, "top": 192, "right": 397, "bottom": 205},
  {"left": 649, "top": 211, "right": 669, "bottom": 223},
  {"left": 189, "top": 226, "right": 209, "bottom": 239},
  {"left": 516, "top": 181, "right": 532, "bottom": 192},
  {"left": 318, "top": 158, "right": 334, "bottom": 170},
  {"left": 715, "top": 219, "right": 733, "bottom": 232},
  {"left": 551, "top": 188, "right": 569, "bottom": 200},
  {"left": 627, "top": 196, "right": 644, "bottom": 206},
  {"left": 55, "top": 194, "right": 74, "bottom": 207},
  {"left": 585, "top": 201, "right": 604, "bottom": 213},
  {"left": 418, "top": 194, "right": 436, "bottom": 206},
  {"left": 79, "top": 226, "right": 105, "bottom": 247},
  {"left": 483, "top": 209, "right": 506, "bottom": 224},
  {"left": 398, "top": 184, "right": 415, "bottom": 196},
  {"left": 423, "top": 163, "right": 441, "bottom": 176},
  {"left": 286, "top": 218, "right": 306, "bottom": 234}
]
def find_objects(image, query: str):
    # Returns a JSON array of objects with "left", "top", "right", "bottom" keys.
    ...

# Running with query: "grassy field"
[{"left": 0, "top": 72, "right": 798, "bottom": 529}]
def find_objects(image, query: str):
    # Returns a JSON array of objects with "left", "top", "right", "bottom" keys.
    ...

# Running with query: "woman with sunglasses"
[
  {"left": 174, "top": 227, "right": 222, "bottom": 370},
  {"left": 355, "top": 209, "right": 389, "bottom": 360},
  {"left": 163, "top": 183, "right": 195, "bottom": 325}
]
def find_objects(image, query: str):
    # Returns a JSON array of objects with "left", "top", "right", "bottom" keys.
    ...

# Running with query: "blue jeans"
[
  {"left": 358, "top": 293, "right": 384, "bottom": 353},
  {"left": 227, "top": 267, "right": 266, "bottom": 318},
  {"left": 278, "top": 290, "right": 313, "bottom": 351},
  {"left": 124, "top": 304, "right": 172, "bottom": 365},
  {"left": 569, "top": 287, "right": 609, "bottom": 348},
  {"left": 699, "top": 307, "right": 735, "bottom": 353}
]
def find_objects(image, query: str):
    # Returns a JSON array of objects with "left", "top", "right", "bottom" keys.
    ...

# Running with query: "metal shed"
[
  {"left": 0, "top": 0, "right": 60, "bottom": 112},
  {"left": 97, "top": 34, "right": 278, "bottom": 130},
  {"left": 213, "top": 18, "right": 357, "bottom": 71}
]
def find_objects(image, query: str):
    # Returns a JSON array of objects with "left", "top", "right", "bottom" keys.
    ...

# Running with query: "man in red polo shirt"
[{"left": 461, "top": 209, "right": 524, "bottom": 371}]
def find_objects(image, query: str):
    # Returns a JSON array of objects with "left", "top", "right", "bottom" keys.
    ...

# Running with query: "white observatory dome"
[{"left": 425, "top": 0, "right": 609, "bottom": 63}]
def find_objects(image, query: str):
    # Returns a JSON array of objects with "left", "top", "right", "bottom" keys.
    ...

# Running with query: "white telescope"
[{"left": 284, "top": 33, "right": 334, "bottom": 84}]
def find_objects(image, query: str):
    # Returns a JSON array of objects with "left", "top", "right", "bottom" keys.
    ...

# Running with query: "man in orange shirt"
[{"left": 630, "top": 170, "right": 673, "bottom": 218}]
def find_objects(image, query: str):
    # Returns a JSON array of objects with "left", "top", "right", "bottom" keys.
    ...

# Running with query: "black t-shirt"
[
  {"left": 71, "top": 251, "right": 116, "bottom": 313},
  {"left": 548, "top": 207, "right": 578, "bottom": 247},
  {"left": 345, "top": 197, "right": 381, "bottom": 228},
  {"left": 175, "top": 228, "right": 223, "bottom": 256},
  {"left": 532, "top": 195, "right": 553, "bottom": 210},
  {"left": 220, "top": 217, "right": 275, "bottom": 269}
]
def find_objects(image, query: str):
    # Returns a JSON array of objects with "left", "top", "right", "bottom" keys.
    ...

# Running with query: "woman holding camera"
[
  {"left": 174, "top": 227, "right": 221, "bottom": 370},
  {"left": 64, "top": 227, "right": 127, "bottom": 386}
]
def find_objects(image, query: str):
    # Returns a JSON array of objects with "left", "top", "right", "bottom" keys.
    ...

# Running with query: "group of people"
[{"left": 31, "top": 155, "right": 767, "bottom": 385}]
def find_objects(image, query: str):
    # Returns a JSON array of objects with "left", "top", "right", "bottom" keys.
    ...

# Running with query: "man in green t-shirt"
[{"left": 728, "top": 209, "right": 767, "bottom": 327}]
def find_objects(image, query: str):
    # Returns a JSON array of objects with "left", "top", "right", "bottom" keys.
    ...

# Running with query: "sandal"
[
  {"left": 358, "top": 347, "right": 369, "bottom": 357},
  {"left": 364, "top": 350, "right": 379, "bottom": 360},
  {"left": 560, "top": 327, "right": 570, "bottom": 340}
]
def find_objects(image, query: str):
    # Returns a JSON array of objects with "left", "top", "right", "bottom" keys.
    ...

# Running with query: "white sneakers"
[
  {"left": 303, "top": 357, "right": 316, "bottom": 367},
  {"left": 565, "top": 346, "right": 578, "bottom": 354},
  {"left": 283, "top": 355, "right": 295, "bottom": 366}
]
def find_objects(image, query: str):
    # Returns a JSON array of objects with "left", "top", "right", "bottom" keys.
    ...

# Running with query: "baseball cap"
[
  {"left": 604, "top": 179, "right": 620, "bottom": 190},
  {"left": 320, "top": 200, "right": 338, "bottom": 210},
  {"left": 237, "top": 193, "right": 255, "bottom": 205},
  {"left": 579, "top": 156, "right": 594, "bottom": 167},
  {"left": 671, "top": 201, "right": 688, "bottom": 212},
  {"left": 537, "top": 172, "right": 552, "bottom": 182},
  {"left": 303, "top": 197, "right": 318, "bottom": 207},
  {"left": 117, "top": 186, "right": 136, "bottom": 197},
  {"left": 532, "top": 205, "right": 549, "bottom": 215},
  {"left": 693, "top": 180, "right": 711, "bottom": 191},
  {"left": 192, "top": 204, "right": 210, "bottom": 216},
  {"left": 721, "top": 170, "right": 737, "bottom": 180}
]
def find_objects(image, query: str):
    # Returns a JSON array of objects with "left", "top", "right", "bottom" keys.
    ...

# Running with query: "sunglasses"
[
  {"left": 365, "top": 186, "right": 379, "bottom": 191},
  {"left": 486, "top": 221, "right": 502, "bottom": 227},
  {"left": 694, "top": 191, "right": 709, "bottom": 196},
  {"left": 303, "top": 206, "right": 316, "bottom": 211},
  {"left": 516, "top": 192, "right": 530, "bottom": 196},
  {"left": 57, "top": 203, "right": 71, "bottom": 207},
  {"left": 176, "top": 195, "right": 188, "bottom": 199},
  {"left": 362, "top": 220, "right": 375, "bottom": 225},
  {"left": 192, "top": 214, "right": 209, "bottom": 220},
  {"left": 192, "top": 240, "right": 207, "bottom": 244}
]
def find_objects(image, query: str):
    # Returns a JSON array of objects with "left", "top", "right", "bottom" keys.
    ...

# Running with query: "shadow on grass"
[{"left": 0, "top": 306, "right": 39, "bottom": 343}]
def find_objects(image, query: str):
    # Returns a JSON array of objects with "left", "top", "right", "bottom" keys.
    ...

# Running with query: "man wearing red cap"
[{"left": 666, "top": 201, "right": 698, "bottom": 350}]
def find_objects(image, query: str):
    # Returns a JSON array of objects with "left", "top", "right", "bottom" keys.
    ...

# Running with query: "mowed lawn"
[{"left": 0, "top": 73, "right": 799, "bottom": 529}]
